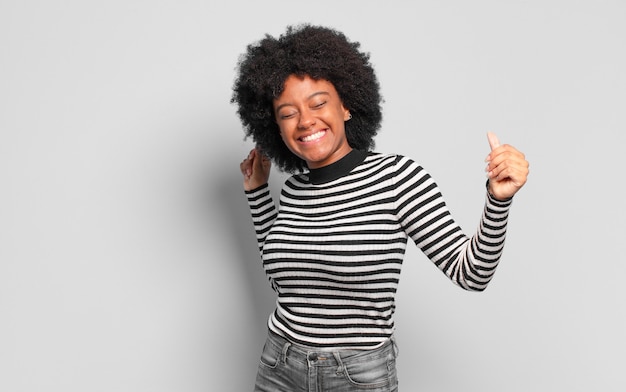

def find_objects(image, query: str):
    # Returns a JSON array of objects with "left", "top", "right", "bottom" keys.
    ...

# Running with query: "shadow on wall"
[{"left": 212, "top": 160, "right": 275, "bottom": 339}]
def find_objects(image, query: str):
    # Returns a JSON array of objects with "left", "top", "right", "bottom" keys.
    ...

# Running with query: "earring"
[{"left": 346, "top": 113, "right": 352, "bottom": 121}]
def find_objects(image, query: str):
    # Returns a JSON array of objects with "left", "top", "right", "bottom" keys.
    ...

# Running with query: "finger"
[
  {"left": 250, "top": 148, "right": 262, "bottom": 167},
  {"left": 487, "top": 148, "right": 528, "bottom": 173},
  {"left": 490, "top": 165, "right": 528, "bottom": 188},
  {"left": 253, "top": 148, "right": 271, "bottom": 169},
  {"left": 241, "top": 149, "right": 256, "bottom": 177},
  {"left": 240, "top": 160, "right": 251, "bottom": 178},
  {"left": 487, "top": 132, "right": 501, "bottom": 151},
  {"left": 488, "top": 157, "right": 529, "bottom": 184}
]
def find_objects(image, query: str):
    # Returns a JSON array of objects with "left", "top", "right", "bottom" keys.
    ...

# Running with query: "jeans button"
[{"left": 308, "top": 353, "right": 317, "bottom": 361}]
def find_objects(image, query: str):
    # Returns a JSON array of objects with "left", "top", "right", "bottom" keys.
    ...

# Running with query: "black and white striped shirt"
[{"left": 246, "top": 150, "right": 512, "bottom": 349}]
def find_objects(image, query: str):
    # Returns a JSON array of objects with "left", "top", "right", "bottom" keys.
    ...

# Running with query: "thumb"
[
  {"left": 487, "top": 132, "right": 501, "bottom": 151},
  {"left": 253, "top": 148, "right": 270, "bottom": 170}
]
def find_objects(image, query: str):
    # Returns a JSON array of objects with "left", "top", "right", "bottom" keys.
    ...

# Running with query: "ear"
[{"left": 343, "top": 106, "right": 351, "bottom": 121}]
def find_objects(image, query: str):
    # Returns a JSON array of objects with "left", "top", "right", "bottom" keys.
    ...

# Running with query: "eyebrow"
[{"left": 274, "top": 91, "right": 330, "bottom": 113}]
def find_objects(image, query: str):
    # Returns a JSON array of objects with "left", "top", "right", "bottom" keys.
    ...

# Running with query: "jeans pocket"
[
  {"left": 342, "top": 352, "right": 396, "bottom": 389},
  {"left": 258, "top": 339, "right": 281, "bottom": 369}
]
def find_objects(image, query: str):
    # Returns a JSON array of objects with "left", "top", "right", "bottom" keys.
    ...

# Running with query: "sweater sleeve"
[
  {"left": 393, "top": 156, "right": 513, "bottom": 291},
  {"left": 245, "top": 183, "right": 278, "bottom": 255}
]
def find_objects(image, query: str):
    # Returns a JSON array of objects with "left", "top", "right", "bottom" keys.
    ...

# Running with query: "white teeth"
[{"left": 300, "top": 130, "right": 325, "bottom": 142}]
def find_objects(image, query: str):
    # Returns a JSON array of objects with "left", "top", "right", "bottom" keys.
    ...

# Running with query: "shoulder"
[
  {"left": 364, "top": 151, "right": 423, "bottom": 172},
  {"left": 366, "top": 153, "right": 436, "bottom": 192}
]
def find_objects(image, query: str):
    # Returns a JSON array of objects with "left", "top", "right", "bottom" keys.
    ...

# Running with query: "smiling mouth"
[{"left": 299, "top": 130, "right": 326, "bottom": 142}]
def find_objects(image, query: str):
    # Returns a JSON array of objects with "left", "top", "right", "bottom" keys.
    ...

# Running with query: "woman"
[{"left": 233, "top": 25, "right": 529, "bottom": 392}]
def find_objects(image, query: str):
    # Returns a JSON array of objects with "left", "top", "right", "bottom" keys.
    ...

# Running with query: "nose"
[{"left": 297, "top": 109, "right": 316, "bottom": 130}]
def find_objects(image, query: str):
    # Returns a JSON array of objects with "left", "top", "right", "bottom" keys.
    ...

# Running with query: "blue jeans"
[{"left": 253, "top": 330, "right": 399, "bottom": 392}]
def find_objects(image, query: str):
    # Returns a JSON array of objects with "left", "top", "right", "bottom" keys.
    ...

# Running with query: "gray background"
[{"left": 1, "top": 0, "right": 624, "bottom": 391}]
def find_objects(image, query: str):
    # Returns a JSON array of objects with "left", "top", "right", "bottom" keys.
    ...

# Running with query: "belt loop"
[
  {"left": 281, "top": 342, "right": 291, "bottom": 366},
  {"left": 332, "top": 352, "right": 344, "bottom": 375}
]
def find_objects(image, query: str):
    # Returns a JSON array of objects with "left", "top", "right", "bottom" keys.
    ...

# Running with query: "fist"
[{"left": 240, "top": 148, "right": 271, "bottom": 191}]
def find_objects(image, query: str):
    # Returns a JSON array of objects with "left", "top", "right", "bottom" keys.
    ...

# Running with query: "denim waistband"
[{"left": 265, "top": 329, "right": 398, "bottom": 368}]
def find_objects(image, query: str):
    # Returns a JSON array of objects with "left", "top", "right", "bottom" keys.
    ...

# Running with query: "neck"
[{"left": 307, "top": 150, "right": 368, "bottom": 184}]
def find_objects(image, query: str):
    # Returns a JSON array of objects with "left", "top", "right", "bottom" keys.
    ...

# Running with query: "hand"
[
  {"left": 240, "top": 148, "right": 271, "bottom": 191},
  {"left": 484, "top": 132, "right": 529, "bottom": 200}
]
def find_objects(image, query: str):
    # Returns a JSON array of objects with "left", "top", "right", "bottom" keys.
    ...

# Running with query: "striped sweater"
[{"left": 245, "top": 150, "right": 512, "bottom": 349}]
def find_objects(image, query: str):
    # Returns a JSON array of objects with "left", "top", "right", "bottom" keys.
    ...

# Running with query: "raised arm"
[
  {"left": 398, "top": 133, "right": 528, "bottom": 290},
  {"left": 241, "top": 148, "right": 277, "bottom": 254}
]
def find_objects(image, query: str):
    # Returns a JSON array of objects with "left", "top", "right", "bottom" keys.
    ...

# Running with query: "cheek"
[{"left": 276, "top": 122, "right": 292, "bottom": 140}]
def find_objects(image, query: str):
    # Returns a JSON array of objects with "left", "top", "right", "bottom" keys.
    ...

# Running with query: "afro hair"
[{"left": 231, "top": 24, "right": 383, "bottom": 173}]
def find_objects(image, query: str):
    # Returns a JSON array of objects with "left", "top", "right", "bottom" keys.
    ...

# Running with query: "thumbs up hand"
[{"left": 484, "top": 132, "right": 529, "bottom": 200}]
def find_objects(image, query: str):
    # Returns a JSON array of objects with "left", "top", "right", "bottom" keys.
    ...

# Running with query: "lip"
[{"left": 298, "top": 129, "right": 327, "bottom": 143}]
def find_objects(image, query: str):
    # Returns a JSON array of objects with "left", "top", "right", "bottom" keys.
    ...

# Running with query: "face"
[{"left": 273, "top": 75, "right": 352, "bottom": 169}]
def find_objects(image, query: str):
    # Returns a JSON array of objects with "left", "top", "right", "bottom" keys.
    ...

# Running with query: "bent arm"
[
  {"left": 395, "top": 158, "right": 512, "bottom": 291},
  {"left": 245, "top": 184, "right": 278, "bottom": 255}
]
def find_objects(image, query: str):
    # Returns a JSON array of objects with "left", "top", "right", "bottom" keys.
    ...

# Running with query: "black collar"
[{"left": 307, "top": 150, "right": 368, "bottom": 185}]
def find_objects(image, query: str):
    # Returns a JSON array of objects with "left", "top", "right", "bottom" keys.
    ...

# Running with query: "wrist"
[
  {"left": 244, "top": 182, "right": 269, "bottom": 193},
  {"left": 486, "top": 180, "right": 512, "bottom": 202}
]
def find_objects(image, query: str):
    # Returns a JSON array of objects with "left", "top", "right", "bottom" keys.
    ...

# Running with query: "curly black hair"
[{"left": 231, "top": 24, "right": 383, "bottom": 173}]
